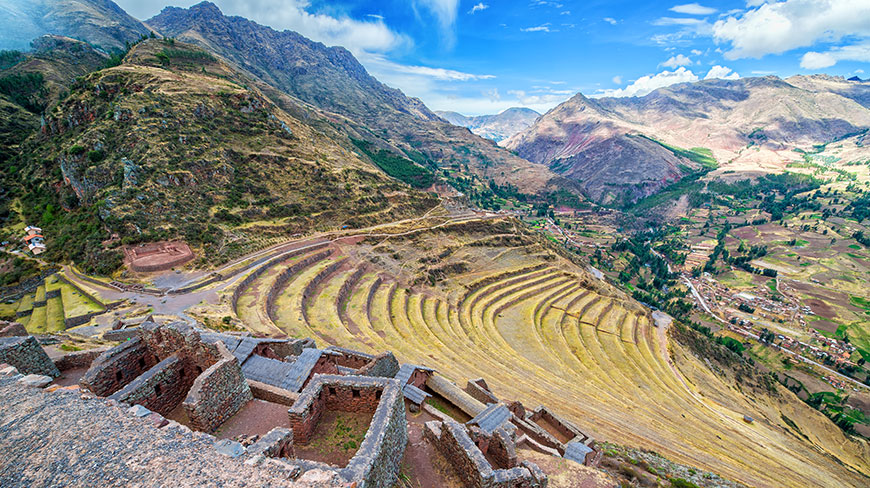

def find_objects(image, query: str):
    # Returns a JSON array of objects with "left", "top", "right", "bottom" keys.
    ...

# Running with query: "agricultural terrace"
[{"left": 226, "top": 218, "right": 870, "bottom": 488}]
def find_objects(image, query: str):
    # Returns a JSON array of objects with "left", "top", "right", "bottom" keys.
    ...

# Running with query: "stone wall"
[
  {"left": 249, "top": 380, "right": 299, "bottom": 406},
  {"left": 103, "top": 327, "right": 141, "bottom": 342},
  {"left": 528, "top": 406, "right": 584, "bottom": 443},
  {"left": 80, "top": 337, "right": 157, "bottom": 396},
  {"left": 0, "top": 321, "right": 28, "bottom": 337},
  {"left": 425, "top": 419, "right": 545, "bottom": 488},
  {"left": 340, "top": 376, "right": 407, "bottom": 488},
  {"left": 108, "top": 354, "right": 192, "bottom": 415},
  {"left": 183, "top": 349, "right": 253, "bottom": 433},
  {"left": 0, "top": 336, "right": 60, "bottom": 378},
  {"left": 299, "top": 259, "right": 344, "bottom": 326},
  {"left": 467, "top": 379, "right": 499, "bottom": 405},
  {"left": 248, "top": 427, "right": 294, "bottom": 458},
  {"left": 53, "top": 347, "right": 107, "bottom": 372},
  {"left": 288, "top": 375, "right": 385, "bottom": 444},
  {"left": 356, "top": 352, "right": 399, "bottom": 378}
]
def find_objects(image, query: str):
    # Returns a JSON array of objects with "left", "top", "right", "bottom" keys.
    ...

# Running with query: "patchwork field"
[{"left": 225, "top": 219, "right": 870, "bottom": 487}]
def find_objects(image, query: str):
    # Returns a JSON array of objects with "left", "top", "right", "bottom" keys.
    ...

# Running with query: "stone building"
[{"left": 80, "top": 322, "right": 252, "bottom": 433}]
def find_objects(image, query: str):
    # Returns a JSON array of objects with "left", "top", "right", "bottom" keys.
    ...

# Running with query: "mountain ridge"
[
  {"left": 506, "top": 75, "right": 870, "bottom": 205},
  {"left": 435, "top": 107, "right": 540, "bottom": 142}
]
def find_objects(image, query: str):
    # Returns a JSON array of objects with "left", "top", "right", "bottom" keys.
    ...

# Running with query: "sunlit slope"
[{"left": 231, "top": 236, "right": 870, "bottom": 487}]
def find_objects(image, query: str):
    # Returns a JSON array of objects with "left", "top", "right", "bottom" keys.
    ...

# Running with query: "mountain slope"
[
  {"left": 436, "top": 107, "right": 540, "bottom": 142},
  {"left": 147, "top": 2, "right": 572, "bottom": 198},
  {"left": 0, "top": 0, "right": 151, "bottom": 52},
  {"left": 506, "top": 76, "right": 870, "bottom": 205},
  {"left": 14, "top": 38, "right": 437, "bottom": 273}
]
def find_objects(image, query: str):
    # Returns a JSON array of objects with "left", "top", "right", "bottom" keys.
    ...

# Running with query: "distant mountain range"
[
  {"left": 506, "top": 75, "right": 870, "bottom": 205},
  {"left": 435, "top": 107, "right": 540, "bottom": 142},
  {"left": 0, "top": 0, "right": 151, "bottom": 51}
]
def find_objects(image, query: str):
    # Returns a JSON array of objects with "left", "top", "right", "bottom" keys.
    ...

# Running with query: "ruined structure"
[
  {"left": 123, "top": 241, "right": 194, "bottom": 272},
  {"left": 81, "top": 322, "right": 252, "bottom": 432},
  {"left": 0, "top": 336, "right": 60, "bottom": 377}
]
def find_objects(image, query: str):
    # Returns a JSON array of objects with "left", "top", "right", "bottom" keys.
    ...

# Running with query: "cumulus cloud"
[
  {"left": 704, "top": 65, "right": 740, "bottom": 79},
  {"left": 596, "top": 67, "right": 699, "bottom": 98},
  {"left": 713, "top": 0, "right": 870, "bottom": 59},
  {"left": 612, "top": 75, "right": 622, "bottom": 84},
  {"left": 468, "top": 2, "right": 488, "bottom": 14},
  {"left": 801, "top": 42, "right": 870, "bottom": 69},
  {"left": 661, "top": 54, "right": 693, "bottom": 68},
  {"left": 603, "top": 17, "right": 618, "bottom": 25},
  {"left": 670, "top": 3, "right": 718, "bottom": 15}
]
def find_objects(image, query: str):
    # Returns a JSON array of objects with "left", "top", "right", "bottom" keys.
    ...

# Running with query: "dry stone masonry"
[{"left": 0, "top": 336, "right": 60, "bottom": 378}]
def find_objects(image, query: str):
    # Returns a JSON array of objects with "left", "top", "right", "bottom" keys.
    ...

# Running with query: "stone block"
[
  {"left": 215, "top": 439, "right": 245, "bottom": 458},
  {"left": 128, "top": 404, "right": 152, "bottom": 417},
  {"left": 18, "top": 374, "right": 53, "bottom": 388}
]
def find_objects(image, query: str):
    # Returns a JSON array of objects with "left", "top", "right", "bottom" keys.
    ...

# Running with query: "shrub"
[
  {"left": 69, "top": 145, "right": 86, "bottom": 156},
  {"left": 87, "top": 149, "right": 105, "bottom": 163}
]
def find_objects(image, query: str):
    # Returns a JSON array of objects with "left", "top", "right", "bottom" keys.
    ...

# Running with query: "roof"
[
  {"left": 563, "top": 440, "right": 593, "bottom": 464},
  {"left": 467, "top": 403, "right": 512, "bottom": 435},
  {"left": 232, "top": 337, "right": 261, "bottom": 364},
  {"left": 199, "top": 331, "right": 292, "bottom": 364},
  {"left": 402, "top": 384, "right": 430, "bottom": 405},
  {"left": 240, "top": 355, "right": 296, "bottom": 387},
  {"left": 280, "top": 348, "right": 325, "bottom": 392},
  {"left": 23, "top": 234, "right": 44, "bottom": 242},
  {"left": 395, "top": 363, "right": 435, "bottom": 385}
]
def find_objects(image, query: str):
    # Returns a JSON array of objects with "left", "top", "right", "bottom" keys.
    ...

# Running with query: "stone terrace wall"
[
  {"left": 426, "top": 419, "right": 542, "bottom": 488},
  {"left": 183, "top": 349, "right": 253, "bottom": 433},
  {"left": 54, "top": 347, "right": 108, "bottom": 371},
  {"left": 108, "top": 354, "right": 193, "bottom": 415},
  {"left": 80, "top": 337, "right": 157, "bottom": 396},
  {"left": 0, "top": 336, "right": 60, "bottom": 377}
]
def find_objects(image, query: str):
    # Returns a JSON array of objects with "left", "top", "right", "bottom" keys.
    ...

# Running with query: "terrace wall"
[
  {"left": 0, "top": 336, "right": 60, "bottom": 378},
  {"left": 264, "top": 250, "right": 332, "bottom": 320}
]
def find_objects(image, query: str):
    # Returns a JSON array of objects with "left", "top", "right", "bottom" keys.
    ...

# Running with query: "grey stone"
[
  {"left": 17, "top": 374, "right": 52, "bottom": 388},
  {"left": 0, "top": 365, "right": 19, "bottom": 377},
  {"left": 215, "top": 439, "right": 245, "bottom": 458},
  {"left": 128, "top": 404, "right": 152, "bottom": 417}
]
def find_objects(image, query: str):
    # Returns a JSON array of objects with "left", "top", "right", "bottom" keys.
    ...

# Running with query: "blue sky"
[{"left": 119, "top": 0, "right": 870, "bottom": 115}]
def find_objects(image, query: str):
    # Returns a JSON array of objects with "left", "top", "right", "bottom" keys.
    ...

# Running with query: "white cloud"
[
  {"left": 654, "top": 17, "right": 709, "bottom": 26},
  {"left": 125, "top": 0, "right": 409, "bottom": 56},
  {"left": 468, "top": 2, "right": 488, "bottom": 14},
  {"left": 704, "top": 65, "right": 740, "bottom": 79},
  {"left": 596, "top": 67, "right": 699, "bottom": 98},
  {"left": 801, "top": 42, "right": 870, "bottom": 69},
  {"left": 361, "top": 53, "right": 494, "bottom": 82},
  {"left": 856, "top": 69, "right": 865, "bottom": 74},
  {"left": 603, "top": 17, "right": 618, "bottom": 25},
  {"left": 661, "top": 54, "right": 693, "bottom": 68},
  {"left": 670, "top": 3, "right": 718, "bottom": 15},
  {"left": 612, "top": 75, "right": 622, "bottom": 84},
  {"left": 691, "top": 48, "right": 703, "bottom": 55},
  {"left": 366, "top": 14, "right": 384, "bottom": 20},
  {"left": 521, "top": 24, "right": 553, "bottom": 32},
  {"left": 713, "top": 0, "right": 870, "bottom": 59},
  {"left": 414, "top": 0, "right": 461, "bottom": 46}
]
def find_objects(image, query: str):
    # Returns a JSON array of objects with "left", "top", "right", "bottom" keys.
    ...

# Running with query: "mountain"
[
  {"left": 147, "top": 2, "right": 571, "bottom": 198},
  {"left": 506, "top": 75, "right": 870, "bottom": 205},
  {"left": 12, "top": 38, "right": 437, "bottom": 273},
  {"left": 435, "top": 107, "right": 540, "bottom": 142},
  {"left": 0, "top": 0, "right": 151, "bottom": 52}
]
